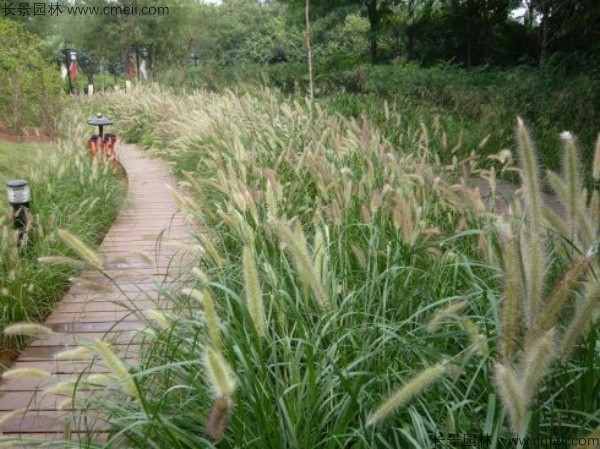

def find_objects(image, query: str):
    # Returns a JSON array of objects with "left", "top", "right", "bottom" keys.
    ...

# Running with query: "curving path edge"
[{"left": 0, "top": 144, "right": 191, "bottom": 444}]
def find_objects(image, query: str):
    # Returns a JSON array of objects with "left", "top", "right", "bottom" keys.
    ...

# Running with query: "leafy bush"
[{"left": 0, "top": 20, "right": 64, "bottom": 135}]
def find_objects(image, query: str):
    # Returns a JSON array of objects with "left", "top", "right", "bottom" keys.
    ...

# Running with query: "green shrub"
[{"left": 0, "top": 20, "right": 64, "bottom": 135}]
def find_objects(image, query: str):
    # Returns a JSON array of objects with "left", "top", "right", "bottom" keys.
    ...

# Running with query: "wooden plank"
[{"left": 28, "top": 332, "right": 145, "bottom": 347}]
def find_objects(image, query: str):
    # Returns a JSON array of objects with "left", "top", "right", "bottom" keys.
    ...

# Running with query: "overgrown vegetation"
[
  {"left": 0, "top": 107, "right": 126, "bottom": 357},
  {"left": 0, "top": 20, "right": 64, "bottom": 135},
  {"left": 170, "top": 61, "right": 599, "bottom": 173},
  {"left": 1, "top": 0, "right": 598, "bottom": 446},
  {"left": 5, "top": 88, "right": 598, "bottom": 448}
]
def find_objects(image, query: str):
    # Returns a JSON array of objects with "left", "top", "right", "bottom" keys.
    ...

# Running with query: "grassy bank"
[
  {"left": 163, "top": 63, "right": 600, "bottom": 174},
  {"left": 0, "top": 107, "right": 126, "bottom": 357},
  {"left": 10, "top": 87, "right": 598, "bottom": 448}
]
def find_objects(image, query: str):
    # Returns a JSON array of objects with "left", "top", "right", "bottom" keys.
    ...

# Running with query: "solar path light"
[{"left": 6, "top": 179, "right": 31, "bottom": 248}]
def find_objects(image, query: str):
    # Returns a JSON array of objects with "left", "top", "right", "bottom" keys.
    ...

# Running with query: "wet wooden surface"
[{"left": 0, "top": 144, "right": 192, "bottom": 445}]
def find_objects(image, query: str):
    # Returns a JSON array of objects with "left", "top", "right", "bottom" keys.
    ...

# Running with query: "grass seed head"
[
  {"left": 58, "top": 229, "right": 104, "bottom": 271},
  {"left": 54, "top": 346, "right": 94, "bottom": 361},
  {"left": 4, "top": 323, "right": 54, "bottom": 336},
  {"left": 2, "top": 368, "right": 53, "bottom": 380},
  {"left": 493, "top": 362, "right": 526, "bottom": 436},
  {"left": 522, "top": 328, "right": 556, "bottom": 406},
  {"left": 206, "top": 396, "right": 234, "bottom": 441},
  {"left": 92, "top": 339, "right": 139, "bottom": 402},
  {"left": 0, "top": 408, "right": 27, "bottom": 427},
  {"left": 203, "top": 346, "right": 236, "bottom": 399},
  {"left": 242, "top": 245, "right": 266, "bottom": 337},
  {"left": 366, "top": 363, "right": 446, "bottom": 426}
]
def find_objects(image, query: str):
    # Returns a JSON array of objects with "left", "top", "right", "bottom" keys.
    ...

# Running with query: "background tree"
[{"left": 0, "top": 19, "right": 63, "bottom": 134}]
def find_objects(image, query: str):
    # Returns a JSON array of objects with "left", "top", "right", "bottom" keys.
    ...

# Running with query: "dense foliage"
[
  {"left": 0, "top": 20, "right": 64, "bottom": 134},
  {"left": 8, "top": 0, "right": 599, "bottom": 77}
]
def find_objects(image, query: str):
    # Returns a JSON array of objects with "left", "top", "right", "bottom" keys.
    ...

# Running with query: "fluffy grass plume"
[
  {"left": 4, "top": 323, "right": 53, "bottom": 336},
  {"left": 146, "top": 309, "right": 172, "bottom": 329},
  {"left": 57, "top": 397, "right": 79, "bottom": 411},
  {"left": 494, "top": 362, "right": 526, "bottom": 435},
  {"left": 191, "top": 267, "right": 210, "bottom": 286},
  {"left": 92, "top": 339, "right": 139, "bottom": 402},
  {"left": 54, "top": 346, "right": 94, "bottom": 361},
  {"left": 43, "top": 381, "right": 77, "bottom": 396},
  {"left": 58, "top": 229, "right": 104, "bottom": 270},
  {"left": 592, "top": 133, "right": 600, "bottom": 181},
  {"left": 242, "top": 245, "right": 267, "bottom": 337},
  {"left": 0, "top": 408, "right": 27, "bottom": 426},
  {"left": 2, "top": 368, "right": 53, "bottom": 380},
  {"left": 515, "top": 118, "right": 545, "bottom": 325},
  {"left": 37, "top": 256, "right": 85, "bottom": 269},
  {"left": 560, "top": 131, "right": 582, "bottom": 230},
  {"left": 366, "top": 363, "right": 446, "bottom": 426},
  {"left": 203, "top": 345, "right": 237, "bottom": 399},
  {"left": 86, "top": 374, "right": 116, "bottom": 386},
  {"left": 461, "top": 317, "right": 489, "bottom": 356},
  {"left": 182, "top": 287, "right": 222, "bottom": 347},
  {"left": 206, "top": 396, "right": 234, "bottom": 442},
  {"left": 499, "top": 231, "right": 524, "bottom": 360},
  {"left": 426, "top": 300, "right": 469, "bottom": 331},
  {"left": 273, "top": 219, "right": 329, "bottom": 308},
  {"left": 522, "top": 328, "right": 555, "bottom": 406},
  {"left": 538, "top": 255, "right": 591, "bottom": 331},
  {"left": 561, "top": 280, "right": 600, "bottom": 357}
]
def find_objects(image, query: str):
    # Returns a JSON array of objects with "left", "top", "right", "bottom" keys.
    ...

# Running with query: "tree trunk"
[
  {"left": 366, "top": 0, "right": 379, "bottom": 64},
  {"left": 87, "top": 62, "right": 94, "bottom": 85},
  {"left": 407, "top": 27, "right": 415, "bottom": 61},
  {"left": 305, "top": 0, "right": 314, "bottom": 102},
  {"left": 181, "top": 37, "right": 193, "bottom": 84},
  {"left": 539, "top": 7, "right": 549, "bottom": 66},
  {"left": 406, "top": 0, "right": 415, "bottom": 61},
  {"left": 466, "top": 17, "right": 472, "bottom": 68}
]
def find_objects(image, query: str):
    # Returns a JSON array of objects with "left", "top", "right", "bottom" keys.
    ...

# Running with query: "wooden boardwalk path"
[
  {"left": 0, "top": 144, "right": 191, "bottom": 444},
  {"left": 476, "top": 177, "right": 566, "bottom": 219}
]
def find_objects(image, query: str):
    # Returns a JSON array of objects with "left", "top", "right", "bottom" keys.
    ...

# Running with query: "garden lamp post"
[
  {"left": 6, "top": 179, "right": 31, "bottom": 247},
  {"left": 87, "top": 113, "right": 113, "bottom": 139}
]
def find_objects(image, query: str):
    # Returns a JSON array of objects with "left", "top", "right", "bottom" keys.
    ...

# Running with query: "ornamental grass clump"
[{"left": 484, "top": 120, "right": 600, "bottom": 435}]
